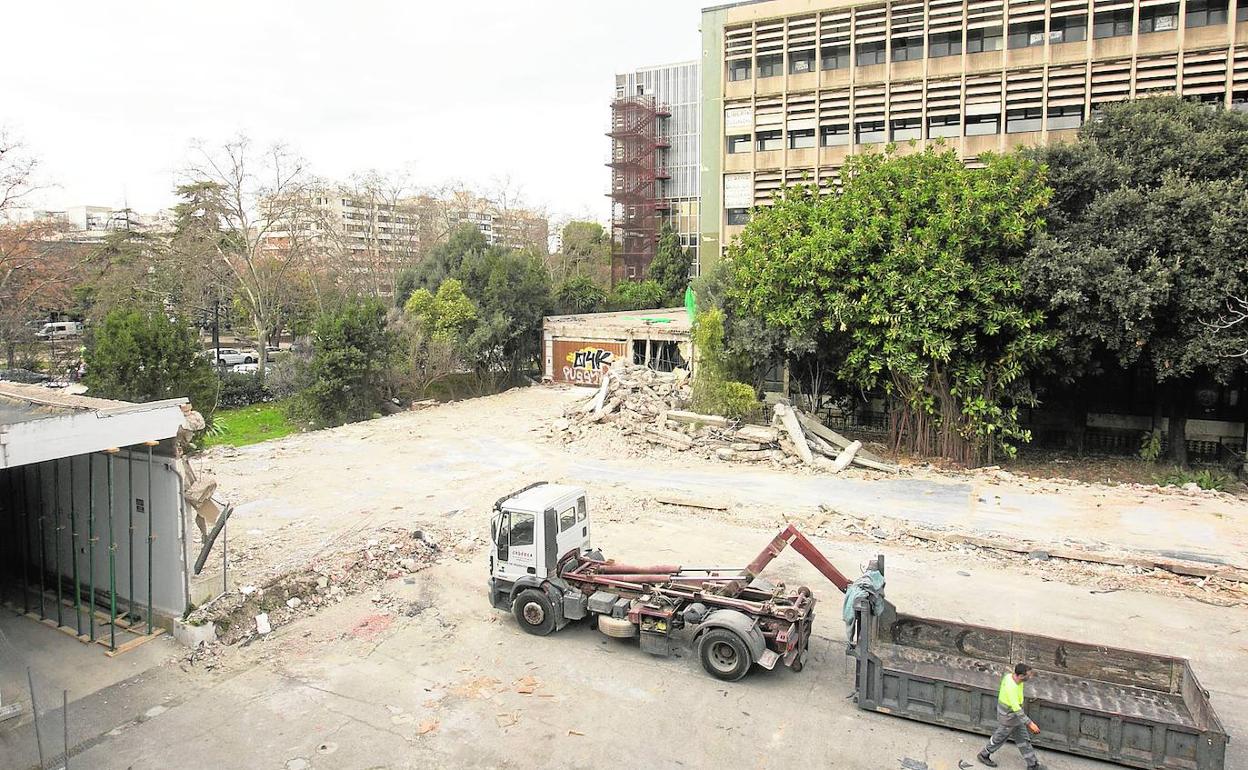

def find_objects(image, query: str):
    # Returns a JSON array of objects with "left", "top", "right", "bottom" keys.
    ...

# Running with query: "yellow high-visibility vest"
[{"left": 998, "top": 673, "right": 1025, "bottom": 713}]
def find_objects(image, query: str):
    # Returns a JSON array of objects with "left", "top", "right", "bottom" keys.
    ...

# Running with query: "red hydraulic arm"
[{"left": 745, "top": 525, "right": 852, "bottom": 592}]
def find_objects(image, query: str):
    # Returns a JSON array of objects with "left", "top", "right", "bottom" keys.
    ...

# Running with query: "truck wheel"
[
  {"left": 512, "top": 589, "right": 556, "bottom": 636},
  {"left": 699, "top": 629, "right": 752, "bottom": 682}
]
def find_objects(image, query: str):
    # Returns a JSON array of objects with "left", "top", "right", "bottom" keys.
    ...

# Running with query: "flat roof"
[
  {"left": 505, "top": 483, "right": 584, "bottom": 514},
  {"left": 0, "top": 382, "right": 188, "bottom": 469},
  {"left": 543, "top": 308, "right": 692, "bottom": 338}
]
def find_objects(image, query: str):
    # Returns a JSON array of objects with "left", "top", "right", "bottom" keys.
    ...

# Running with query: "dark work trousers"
[{"left": 983, "top": 703, "right": 1039, "bottom": 767}]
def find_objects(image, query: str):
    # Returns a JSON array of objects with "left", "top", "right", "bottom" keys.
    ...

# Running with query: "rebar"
[
  {"left": 107, "top": 450, "right": 117, "bottom": 651},
  {"left": 62, "top": 689, "right": 69, "bottom": 769},
  {"left": 21, "top": 467, "right": 30, "bottom": 614}
]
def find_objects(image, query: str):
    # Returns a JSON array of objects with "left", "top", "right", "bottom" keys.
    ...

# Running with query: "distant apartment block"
[
  {"left": 610, "top": 61, "right": 701, "bottom": 282},
  {"left": 699, "top": 0, "right": 1248, "bottom": 265}
]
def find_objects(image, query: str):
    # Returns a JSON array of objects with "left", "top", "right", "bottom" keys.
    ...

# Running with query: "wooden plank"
[
  {"left": 654, "top": 493, "right": 729, "bottom": 510},
  {"left": 104, "top": 628, "right": 167, "bottom": 658}
]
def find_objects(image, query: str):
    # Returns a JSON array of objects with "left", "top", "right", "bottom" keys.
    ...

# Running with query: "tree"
[
  {"left": 549, "top": 220, "right": 611, "bottom": 285},
  {"left": 0, "top": 221, "right": 81, "bottom": 368},
  {"left": 554, "top": 274, "right": 607, "bottom": 314},
  {"left": 298, "top": 298, "right": 397, "bottom": 425},
  {"left": 608, "top": 279, "right": 666, "bottom": 311},
  {"left": 648, "top": 225, "right": 694, "bottom": 304},
  {"left": 396, "top": 224, "right": 493, "bottom": 306},
  {"left": 1023, "top": 98, "right": 1248, "bottom": 465},
  {"left": 0, "top": 128, "right": 37, "bottom": 215},
  {"left": 690, "top": 308, "right": 759, "bottom": 419},
  {"left": 730, "top": 146, "right": 1053, "bottom": 465},
  {"left": 85, "top": 308, "right": 217, "bottom": 413},
  {"left": 176, "top": 137, "right": 323, "bottom": 388},
  {"left": 402, "top": 278, "right": 478, "bottom": 394},
  {"left": 454, "top": 246, "right": 551, "bottom": 383}
]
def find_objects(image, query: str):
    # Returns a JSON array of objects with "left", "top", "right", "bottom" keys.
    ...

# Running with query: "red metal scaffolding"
[{"left": 608, "top": 95, "right": 670, "bottom": 285}]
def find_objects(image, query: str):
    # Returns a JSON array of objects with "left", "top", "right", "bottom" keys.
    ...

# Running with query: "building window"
[
  {"left": 890, "top": 117, "right": 922, "bottom": 141},
  {"left": 1139, "top": 3, "right": 1179, "bottom": 33},
  {"left": 1006, "top": 107, "right": 1043, "bottom": 133},
  {"left": 757, "top": 54, "right": 783, "bottom": 78},
  {"left": 726, "top": 208, "right": 750, "bottom": 225},
  {"left": 856, "top": 40, "right": 887, "bottom": 66},
  {"left": 855, "top": 120, "right": 886, "bottom": 144},
  {"left": 965, "top": 112, "right": 1000, "bottom": 136},
  {"left": 1240, "top": 3, "right": 1248, "bottom": 21},
  {"left": 927, "top": 114, "right": 961, "bottom": 138},
  {"left": 966, "top": 26, "right": 1004, "bottom": 53},
  {"left": 1050, "top": 14, "right": 1087, "bottom": 43},
  {"left": 1047, "top": 104, "right": 1084, "bottom": 130},
  {"left": 1093, "top": 9, "right": 1133, "bottom": 38},
  {"left": 891, "top": 35, "right": 923, "bottom": 62},
  {"left": 821, "top": 124, "right": 850, "bottom": 146},
  {"left": 728, "top": 59, "right": 751, "bottom": 81},
  {"left": 789, "top": 50, "right": 815, "bottom": 74},
  {"left": 627, "top": 265, "right": 637, "bottom": 278},
  {"left": 1233, "top": 92, "right": 1248, "bottom": 111},
  {"left": 929, "top": 30, "right": 962, "bottom": 58},
  {"left": 1008, "top": 20, "right": 1046, "bottom": 49},
  {"left": 727, "top": 134, "right": 752, "bottom": 154},
  {"left": 788, "top": 129, "right": 816, "bottom": 149},
  {"left": 1186, "top": 0, "right": 1229, "bottom": 27},
  {"left": 821, "top": 44, "right": 851, "bottom": 70},
  {"left": 756, "top": 129, "right": 783, "bottom": 151}
]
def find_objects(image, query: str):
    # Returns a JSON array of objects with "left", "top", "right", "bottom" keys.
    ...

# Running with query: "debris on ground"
[
  {"left": 183, "top": 525, "right": 447, "bottom": 651},
  {"left": 548, "top": 362, "right": 897, "bottom": 474}
]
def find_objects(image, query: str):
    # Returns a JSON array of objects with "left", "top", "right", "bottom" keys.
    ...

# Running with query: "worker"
[{"left": 977, "top": 663, "right": 1043, "bottom": 770}]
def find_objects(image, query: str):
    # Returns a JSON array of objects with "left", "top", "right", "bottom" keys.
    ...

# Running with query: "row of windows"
[
  {"left": 726, "top": 3, "right": 1247, "bottom": 81},
  {"left": 725, "top": 104, "right": 1086, "bottom": 153}
]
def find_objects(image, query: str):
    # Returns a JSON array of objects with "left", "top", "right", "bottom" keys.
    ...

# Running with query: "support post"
[
  {"left": 62, "top": 689, "right": 69, "bottom": 770},
  {"left": 36, "top": 462, "right": 46, "bottom": 620},
  {"left": 21, "top": 467, "right": 31, "bottom": 614},
  {"left": 53, "top": 460, "right": 63, "bottom": 628},
  {"left": 145, "top": 442, "right": 157, "bottom": 635},
  {"left": 106, "top": 449, "right": 118, "bottom": 651},
  {"left": 127, "top": 449, "right": 135, "bottom": 623},
  {"left": 69, "top": 457, "right": 81, "bottom": 636},
  {"left": 87, "top": 455, "right": 96, "bottom": 642}
]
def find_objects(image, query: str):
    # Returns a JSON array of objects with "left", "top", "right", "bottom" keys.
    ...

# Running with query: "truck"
[{"left": 488, "top": 482, "right": 1228, "bottom": 769}]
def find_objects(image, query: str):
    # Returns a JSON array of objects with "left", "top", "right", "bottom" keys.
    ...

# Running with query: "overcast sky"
[{"left": 2, "top": 1, "right": 707, "bottom": 226}]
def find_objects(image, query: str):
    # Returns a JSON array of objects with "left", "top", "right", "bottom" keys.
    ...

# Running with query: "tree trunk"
[
  {"left": 1167, "top": 380, "right": 1188, "bottom": 467},
  {"left": 255, "top": 322, "right": 269, "bottom": 390}
]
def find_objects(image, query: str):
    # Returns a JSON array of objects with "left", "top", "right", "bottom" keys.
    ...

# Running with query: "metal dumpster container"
[{"left": 853, "top": 599, "right": 1228, "bottom": 770}]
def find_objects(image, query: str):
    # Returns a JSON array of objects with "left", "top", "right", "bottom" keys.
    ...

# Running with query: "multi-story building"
[
  {"left": 699, "top": 0, "right": 1248, "bottom": 266},
  {"left": 610, "top": 61, "right": 701, "bottom": 282}
]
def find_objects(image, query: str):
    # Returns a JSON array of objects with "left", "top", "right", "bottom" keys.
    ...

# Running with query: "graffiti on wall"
[{"left": 563, "top": 346, "right": 615, "bottom": 386}]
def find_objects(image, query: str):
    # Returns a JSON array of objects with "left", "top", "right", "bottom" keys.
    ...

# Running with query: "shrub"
[
  {"left": 691, "top": 307, "right": 759, "bottom": 419},
  {"left": 85, "top": 307, "right": 218, "bottom": 414},
  {"left": 295, "top": 298, "right": 397, "bottom": 426},
  {"left": 216, "top": 370, "right": 271, "bottom": 408},
  {"left": 1157, "top": 468, "right": 1232, "bottom": 492}
]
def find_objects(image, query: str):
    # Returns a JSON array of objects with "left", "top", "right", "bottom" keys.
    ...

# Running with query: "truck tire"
[
  {"left": 513, "top": 589, "right": 556, "bottom": 636},
  {"left": 699, "top": 628, "right": 752, "bottom": 682},
  {"left": 596, "top": 614, "right": 637, "bottom": 638}
]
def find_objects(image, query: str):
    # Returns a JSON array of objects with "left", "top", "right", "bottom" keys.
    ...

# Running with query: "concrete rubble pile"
[
  {"left": 185, "top": 526, "right": 445, "bottom": 648},
  {"left": 551, "top": 363, "right": 898, "bottom": 474}
]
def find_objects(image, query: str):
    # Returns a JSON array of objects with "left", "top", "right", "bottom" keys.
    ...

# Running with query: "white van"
[{"left": 36, "top": 321, "right": 83, "bottom": 339}]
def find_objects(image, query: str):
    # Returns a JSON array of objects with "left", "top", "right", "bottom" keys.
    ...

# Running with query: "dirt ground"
[{"left": 2, "top": 385, "right": 1246, "bottom": 770}]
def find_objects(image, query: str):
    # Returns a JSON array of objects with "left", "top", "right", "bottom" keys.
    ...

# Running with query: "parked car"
[
  {"left": 203, "top": 348, "right": 257, "bottom": 366},
  {"left": 36, "top": 321, "right": 83, "bottom": 339},
  {"left": 230, "top": 362, "right": 272, "bottom": 375}
]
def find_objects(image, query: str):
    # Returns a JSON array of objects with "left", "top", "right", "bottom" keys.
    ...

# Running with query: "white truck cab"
[{"left": 488, "top": 482, "right": 591, "bottom": 616}]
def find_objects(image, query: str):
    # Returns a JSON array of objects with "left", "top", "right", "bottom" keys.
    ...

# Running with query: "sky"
[{"left": 2, "top": 0, "right": 708, "bottom": 227}]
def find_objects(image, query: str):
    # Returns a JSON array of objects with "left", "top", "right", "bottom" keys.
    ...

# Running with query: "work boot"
[
  {"left": 1026, "top": 764, "right": 1044, "bottom": 770},
  {"left": 976, "top": 752, "right": 998, "bottom": 768}
]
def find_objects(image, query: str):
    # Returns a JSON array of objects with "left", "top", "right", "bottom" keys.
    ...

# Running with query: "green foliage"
[
  {"left": 399, "top": 225, "right": 493, "bottom": 304},
  {"left": 1138, "top": 430, "right": 1163, "bottom": 463},
  {"left": 199, "top": 401, "right": 298, "bottom": 448},
  {"left": 1157, "top": 467, "right": 1231, "bottom": 492},
  {"left": 85, "top": 307, "right": 218, "bottom": 414},
  {"left": 728, "top": 145, "right": 1053, "bottom": 465},
  {"left": 691, "top": 307, "right": 759, "bottom": 419},
  {"left": 1023, "top": 97, "right": 1248, "bottom": 384},
  {"left": 404, "top": 278, "right": 478, "bottom": 343},
  {"left": 648, "top": 225, "right": 694, "bottom": 304},
  {"left": 217, "top": 370, "right": 272, "bottom": 408},
  {"left": 454, "top": 246, "right": 551, "bottom": 376},
  {"left": 554, "top": 274, "right": 607, "bottom": 314},
  {"left": 297, "top": 298, "right": 397, "bottom": 426},
  {"left": 608, "top": 279, "right": 667, "bottom": 311}
]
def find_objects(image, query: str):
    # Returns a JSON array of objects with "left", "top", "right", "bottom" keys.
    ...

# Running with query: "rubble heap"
[{"left": 550, "top": 363, "right": 898, "bottom": 474}]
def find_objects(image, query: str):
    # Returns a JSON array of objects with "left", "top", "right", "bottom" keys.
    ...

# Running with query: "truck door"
[
  {"left": 554, "top": 495, "right": 591, "bottom": 561},
  {"left": 494, "top": 510, "right": 537, "bottom": 582}
]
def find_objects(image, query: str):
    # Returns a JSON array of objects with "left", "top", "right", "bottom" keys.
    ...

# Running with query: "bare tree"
[
  {"left": 179, "top": 136, "right": 321, "bottom": 387},
  {"left": 0, "top": 129, "right": 38, "bottom": 217},
  {"left": 328, "top": 169, "right": 422, "bottom": 298},
  {"left": 1207, "top": 295, "right": 1248, "bottom": 359}
]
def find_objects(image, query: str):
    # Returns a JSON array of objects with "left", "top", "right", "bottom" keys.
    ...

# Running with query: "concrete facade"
[{"left": 700, "top": 0, "right": 1248, "bottom": 266}]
